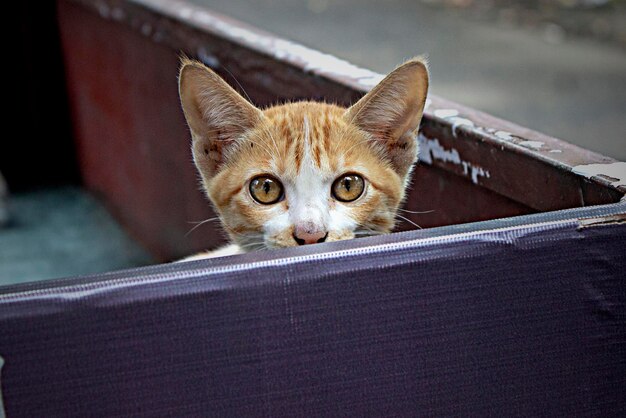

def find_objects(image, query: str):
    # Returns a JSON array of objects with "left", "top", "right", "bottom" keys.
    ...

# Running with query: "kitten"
[{"left": 179, "top": 58, "right": 428, "bottom": 259}]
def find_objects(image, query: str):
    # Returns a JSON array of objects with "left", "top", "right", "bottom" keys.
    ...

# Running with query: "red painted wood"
[{"left": 59, "top": 3, "right": 216, "bottom": 260}]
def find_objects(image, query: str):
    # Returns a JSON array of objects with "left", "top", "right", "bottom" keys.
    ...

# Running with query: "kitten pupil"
[{"left": 179, "top": 57, "right": 429, "bottom": 259}]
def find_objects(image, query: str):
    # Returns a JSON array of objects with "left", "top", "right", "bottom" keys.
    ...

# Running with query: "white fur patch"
[{"left": 262, "top": 114, "right": 358, "bottom": 246}]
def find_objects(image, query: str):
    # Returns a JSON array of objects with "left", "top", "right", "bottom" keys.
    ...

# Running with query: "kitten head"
[{"left": 179, "top": 58, "right": 428, "bottom": 251}]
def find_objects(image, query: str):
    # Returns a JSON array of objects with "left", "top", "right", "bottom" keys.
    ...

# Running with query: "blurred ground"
[
  {"left": 193, "top": 0, "right": 626, "bottom": 160},
  {"left": 0, "top": 187, "right": 153, "bottom": 286},
  {"left": 427, "top": 0, "right": 626, "bottom": 48}
]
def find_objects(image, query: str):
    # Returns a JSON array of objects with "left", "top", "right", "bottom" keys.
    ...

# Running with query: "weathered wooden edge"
[{"left": 68, "top": 0, "right": 625, "bottom": 211}]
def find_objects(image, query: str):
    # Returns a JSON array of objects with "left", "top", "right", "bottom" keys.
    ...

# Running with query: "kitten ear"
[
  {"left": 179, "top": 60, "right": 263, "bottom": 177},
  {"left": 345, "top": 57, "right": 429, "bottom": 178}
]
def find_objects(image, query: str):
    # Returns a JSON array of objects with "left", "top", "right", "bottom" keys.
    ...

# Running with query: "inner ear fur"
[
  {"left": 344, "top": 57, "right": 429, "bottom": 178},
  {"left": 179, "top": 59, "right": 263, "bottom": 178}
]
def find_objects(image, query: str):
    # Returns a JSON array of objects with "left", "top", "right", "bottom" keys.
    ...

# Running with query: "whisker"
[
  {"left": 238, "top": 241, "right": 260, "bottom": 247},
  {"left": 346, "top": 82, "right": 382, "bottom": 127},
  {"left": 238, "top": 241, "right": 267, "bottom": 251},
  {"left": 354, "top": 231, "right": 381, "bottom": 237},
  {"left": 185, "top": 217, "right": 220, "bottom": 236},
  {"left": 332, "top": 124, "right": 360, "bottom": 154},
  {"left": 220, "top": 65, "right": 254, "bottom": 105},
  {"left": 396, "top": 214, "right": 422, "bottom": 230},
  {"left": 246, "top": 136, "right": 275, "bottom": 159},
  {"left": 354, "top": 225, "right": 387, "bottom": 237},
  {"left": 223, "top": 227, "right": 260, "bottom": 239},
  {"left": 268, "top": 134, "right": 282, "bottom": 158},
  {"left": 187, "top": 217, "right": 219, "bottom": 224},
  {"left": 398, "top": 208, "right": 435, "bottom": 215},
  {"left": 261, "top": 126, "right": 283, "bottom": 159},
  {"left": 342, "top": 135, "right": 378, "bottom": 155}
]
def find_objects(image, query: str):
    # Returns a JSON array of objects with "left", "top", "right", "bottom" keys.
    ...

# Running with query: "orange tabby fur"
[{"left": 179, "top": 58, "right": 429, "bottom": 258}]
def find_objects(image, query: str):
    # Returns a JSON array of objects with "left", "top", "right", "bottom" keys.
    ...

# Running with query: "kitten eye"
[
  {"left": 249, "top": 175, "right": 283, "bottom": 204},
  {"left": 332, "top": 174, "right": 365, "bottom": 202}
]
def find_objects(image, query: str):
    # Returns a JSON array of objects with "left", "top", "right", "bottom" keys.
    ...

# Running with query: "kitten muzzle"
[{"left": 293, "top": 226, "right": 328, "bottom": 245}]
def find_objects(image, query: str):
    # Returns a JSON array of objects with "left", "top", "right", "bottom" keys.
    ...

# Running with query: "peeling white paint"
[
  {"left": 462, "top": 161, "right": 491, "bottom": 184},
  {"left": 572, "top": 162, "right": 626, "bottom": 187},
  {"left": 177, "top": 7, "right": 384, "bottom": 87},
  {"left": 490, "top": 131, "right": 563, "bottom": 155},
  {"left": 418, "top": 134, "right": 490, "bottom": 184},
  {"left": 433, "top": 109, "right": 459, "bottom": 119},
  {"left": 272, "top": 39, "right": 384, "bottom": 86},
  {"left": 519, "top": 140, "right": 544, "bottom": 150},
  {"left": 129, "top": 0, "right": 383, "bottom": 87},
  {"left": 494, "top": 130, "right": 514, "bottom": 141},
  {"left": 418, "top": 136, "right": 460, "bottom": 165},
  {"left": 430, "top": 110, "right": 477, "bottom": 138},
  {"left": 448, "top": 117, "right": 474, "bottom": 137}
]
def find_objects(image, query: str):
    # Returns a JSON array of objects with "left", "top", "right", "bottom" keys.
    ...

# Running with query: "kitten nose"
[{"left": 293, "top": 227, "right": 327, "bottom": 245}]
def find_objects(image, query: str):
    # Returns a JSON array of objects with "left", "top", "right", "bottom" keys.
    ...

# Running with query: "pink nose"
[{"left": 293, "top": 227, "right": 327, "bottom": 245}]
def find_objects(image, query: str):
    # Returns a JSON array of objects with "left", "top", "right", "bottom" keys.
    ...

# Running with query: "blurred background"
[{"left": 1, "top": 0, "right": 624, "bottom": 285}]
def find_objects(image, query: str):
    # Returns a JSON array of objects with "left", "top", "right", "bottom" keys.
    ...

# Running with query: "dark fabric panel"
[
  {"left": 0, "top": 204, "right": 625, "bottom": 416},
  {"left": 3, "top": 201, "right": 624, "bottom": 296}
]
